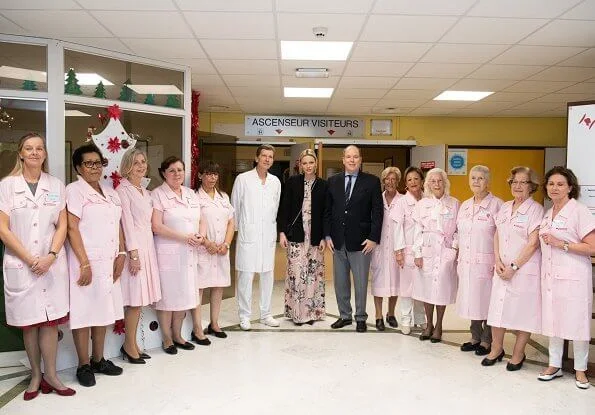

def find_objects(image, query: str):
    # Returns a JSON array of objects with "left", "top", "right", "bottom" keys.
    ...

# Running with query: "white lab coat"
[{"left": 231, "top": 169, "right": 281, "bottom": 272}]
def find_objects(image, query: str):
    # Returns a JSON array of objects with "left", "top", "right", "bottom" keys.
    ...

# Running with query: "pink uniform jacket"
[
  {"left": 412, "top": 195, "right": 460, "bottom": 306},
  {"left": 539, "top": 198, "right": 595, "bottom": 341},
  {"left": 0, "top": 173, "right": 69, "bottom": 327},
  {"left": 455, "top": 193, "right": 503, "bottom": 320},
  {"left": 392, "top": 191, "right": 420, "bottom": 297},
  {"left": 487, "top": 198, "right": 543, "bottom": 333}
]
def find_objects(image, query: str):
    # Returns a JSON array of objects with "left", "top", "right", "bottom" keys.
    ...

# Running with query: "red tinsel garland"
[
  {"left": 190, "top": 91, "right": 200, "bottom": 189},
  {"left": 113, "top": 319, "right": 125, "bottom": 335}
]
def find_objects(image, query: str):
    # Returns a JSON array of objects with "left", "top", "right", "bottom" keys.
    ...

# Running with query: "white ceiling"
[{"left": 1, "top": 0, "right": 595, "bottom": 117}]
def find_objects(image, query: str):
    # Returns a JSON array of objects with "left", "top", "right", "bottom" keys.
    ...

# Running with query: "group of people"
[{"left": 1, "top": 136, "right": 594, "bottom": 403}]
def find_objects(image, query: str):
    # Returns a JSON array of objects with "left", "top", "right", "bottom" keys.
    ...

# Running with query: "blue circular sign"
[{"left": 450, "top": 154, "right": 465, "bottom": 169}]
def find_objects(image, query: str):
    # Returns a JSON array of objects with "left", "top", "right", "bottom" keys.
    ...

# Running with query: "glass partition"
[{"left": 0, "top": 41, "right": 47, "bottom": 92}]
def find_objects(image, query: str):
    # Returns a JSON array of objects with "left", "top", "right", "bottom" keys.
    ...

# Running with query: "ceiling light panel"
[
  {"left": 284, "top": 87, "right": 334, "bottom": 98},
  {"left": 281, "top": 41, "right": 353, "bottom": 61},
  {"left": 434, "top": 90, "right": 494, "bottom": 101}
]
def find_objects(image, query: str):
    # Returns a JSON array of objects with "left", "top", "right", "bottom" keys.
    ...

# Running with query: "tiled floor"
[{"left": 1, "top": 280, "right": 594, "bottom": 414}]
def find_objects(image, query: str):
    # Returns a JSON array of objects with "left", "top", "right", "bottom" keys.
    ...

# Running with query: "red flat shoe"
[
  {"left": 23, "top": 388, "right": 40, "bottom": 401},
  {"left": 40, "top": 377, "right": 76, "bottom": 396}
]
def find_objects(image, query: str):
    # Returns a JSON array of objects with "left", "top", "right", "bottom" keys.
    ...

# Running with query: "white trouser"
[
  {"left": 237, "top": 271, "right": 274, "bottom": 322},
  {"left": 398, "top": 297, "right": 426, "bottom": 327},
  {"left": 548, "top": 336, "right": 590, "bottom": 371}
]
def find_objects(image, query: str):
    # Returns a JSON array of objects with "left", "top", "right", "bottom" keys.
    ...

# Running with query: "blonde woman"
[
  {"left": 278, "top": 149, "right": 328, "bottom": 325},
  {"left": 116, "top": 149, "right": 161, "bottom": 363}
]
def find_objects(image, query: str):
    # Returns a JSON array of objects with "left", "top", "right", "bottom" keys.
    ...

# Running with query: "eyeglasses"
[
  {"left": 510, "top": 180, "right": 530, "bottom": 186},
  {"left": 82, "top": 160, "right": 107, "bottom": 169}
]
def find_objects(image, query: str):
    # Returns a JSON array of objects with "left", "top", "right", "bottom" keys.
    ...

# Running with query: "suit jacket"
[
  {"left": 277, "top": 174, "right": 328, "bottom": 246},
  {"left": 324, "top": 171, "right": 383, "bottom": 251}
]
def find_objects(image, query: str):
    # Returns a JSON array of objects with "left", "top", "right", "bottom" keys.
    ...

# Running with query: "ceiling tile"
[
  {"left": 464, "top": 101, "right": 520, "bottom": 111},
  {"left": 329, "top": 98, "right": 379, "bottom": 106},
  {"left": 191, "top": 85, "right": 231, "bottom": 96},
  {"left": 276, "top": 0, "right": 374, "bottom": 13},
  {"left": 422, "top": 44, "right": 509, "bottom": 64},
  {"left": 0, "top": 15, "right": 27, "bottom": 35},
  {"left": 561, "top": 1, "right": 595, "bottom": 20},
  {"left": 532, "top": 92, "right": 594, "bottom": 103},
  {"left": 373, "top": 0, "right": 476, "bottom": 15},
  {"left": 467, "top": 64, "right": 547, "bottom": 80},
  {"left": 222, "top": 74, "right": 280, "bottom": 87},
  {"left": 0, "top": 0, "right": 80, "bottom": 9},
  {"left": 521, "top": 20, "right": 595, "bottom": 47},
  {"left": 467, "top": 0, "right": 582, "bottom": 18},
  {"left": 61, "top": 37, "right": 132, "bottom": 53},
  {"left": 483, "top": 91, "right": 545, "bottom": 102},
  {"left": 350, "top": 42, "right": 432, "bottom": 62},
  {"left": 449, "top": 108, "right": 499, "bottom": 116},
  {"left": 383, "top": 89, "right": 439, "bottom": 100},
  {"left": 91, "top": 11, "right": 193, "bottom": 38},
  {"left": 343, "top": 62, "right": 413, "bottom": 77},
  {"left": 529, "top": 66, "right": 595, "bottom": 82},
  {"left": 449, "top": 79, "right": 516, "bottom": 91},
  {"left": 409, "top": 107, "right": 455, "bottom": 116},
  {"left": 122, "top": 38, "right": 206, "bottom": 59},
  {"left": 78, "top": 0, "right": 175, "bottom": 10},
  {"left": 395, "top": 77, "right": 459, "bottom": 89},
  {"left": 371, "top": 107, "right": 415, "bottom": 115},
  {"left": 496, "top": 108, "right": 548, "bottom": 116},
  {"left": 229, "top": 86, "right": 282, "bottom": 97},
  {"left": 504, "top": 80, "right": 576, "bottom": 93},
  {"left": 376, "top": 97, "right": 430, "bottom": 107},
  {"left": 339, "top": 77, "right": 399, "bottom": 89},
  {"left": 213, "top": 60, "right": 278, "bottom": 75},
  {"left": 557, "top": 82, "right": 595, "bottom": 94},
  {"left": 277, "top": 13, "right": 366, "bottom": 41},
  {"left": 174, "top": 0, "right": 273, "bottom": 12},
  {"left": 1, "top": 10, "right": 111, "bottom": 37},
  {"left": 200, "top": 40, "right": 277, "bottom": 59},
  {"left": 509, "top": 102, "right": 564, "bottom": 112},
  {"left": 419, "top": 100, "right": 474, "bottom": 109},
  {"left": 281, "top": 76, "right": 340, "bottom": 87},
  {"left": 193, "top": 74, "right": 226, "bottom": 86},
  {"left": 280, "top": 60, "right": 346, "bottom": 76},
  {"left": 185, "top": 12, "right": 275, "bottom": 40},
  {"left": 407, "top": 62, "right": 480, "bottom": 78},
  {"left": 557, "top": 48, "right": 595, "bottom": 67},
  {"left": 441, "top": 17, "right": 548, "bottom": 44},
  {"left": 540, "top": 108, "right": 568, "bottom": 116},
  {"left": 332, "top": 89, "right": 388, "bottom": 99},
  {"left": 361, "top": 15, "right": 458, "bottom": 42},
  {"left": 179, "top": 59, "right": 217, "bottom": 74},
  {"left": 491, "top": 45, "right": 586, "bottom": 65}
]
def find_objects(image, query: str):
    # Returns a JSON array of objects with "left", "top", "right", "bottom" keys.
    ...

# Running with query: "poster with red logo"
[{"left": 567, "top": 102, "right": 595, "bottom": 215}]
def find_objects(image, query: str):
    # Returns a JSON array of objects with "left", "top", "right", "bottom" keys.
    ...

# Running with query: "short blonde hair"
[
  {"left": 469, "top": 165, "right": 490, "bottom": 183},
  {"left": 424, "top": 167, "right": 450, "bottom": 197},
  {"left": 381, "top": 166, "right": 401, "bottom": 187},
  {"left": 120, "top": 148, "right": 148, "bottom": 179},
  {"left": 507, "top": 166, "right": 539, "bottom": 194},
  {"left": 298, "top": 148, "right": 317, "bottom": 174}
]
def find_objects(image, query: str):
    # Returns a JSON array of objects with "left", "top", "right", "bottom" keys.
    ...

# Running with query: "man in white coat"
[{"left": 231, "top": 144, "right": 281, "bottom": 330}]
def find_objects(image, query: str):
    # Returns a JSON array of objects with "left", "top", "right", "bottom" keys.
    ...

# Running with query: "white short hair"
[
  {"left": 469, "top": 165, "right": 491, "bottom": 182},
  {"left": 423, "top": 167, "right": 450, "bottom": 197}
]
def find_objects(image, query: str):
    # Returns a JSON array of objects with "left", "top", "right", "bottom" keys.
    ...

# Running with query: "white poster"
[
  {"left": 447, "top": 149, "right": 468, "bottom": 175},
  {"left": 245, "top": 115, "right": 363, "bottom": 137},
  {"left": 567, "top": 102, "right": 595, "bottom": 214}
]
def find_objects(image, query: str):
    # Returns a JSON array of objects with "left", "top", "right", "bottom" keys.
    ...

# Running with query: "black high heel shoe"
[
  {"left": 506, "top": 354, "right": 526, "bottom": 371},
  {"left": 120, "top": 346, "right": 146, "bottom": 364},
  {"left": 481, "top": 350, "right": 505, "bottom": 366},
  {"left": 139, "top": 352, "right": 151, "bottom": 359},
  {"left": 206, "top": 323, "right": 227, "bottom": 339}
]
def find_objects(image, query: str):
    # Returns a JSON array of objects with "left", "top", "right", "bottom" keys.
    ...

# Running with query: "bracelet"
[
  {"left": 49, "top": 251, "right": 58, "bottom": 259},
  {"left": 131, "top": 256, "right": 139, "bottom": 261},
  {"left": 117, "top": 251, "right": 127, "bottom": 256},
  {"left": 80, "top": 263, "right": 90, "bottom": 269}
]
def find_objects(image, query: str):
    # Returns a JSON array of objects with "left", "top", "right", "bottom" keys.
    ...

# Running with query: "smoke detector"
[{"left": 312, "top": 27, "right": 328, "bottom": 38}]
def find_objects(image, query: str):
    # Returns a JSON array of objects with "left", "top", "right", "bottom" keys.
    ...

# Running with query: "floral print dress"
[{"left": 284, "top": 178, "right": 325, "bottom": 323}]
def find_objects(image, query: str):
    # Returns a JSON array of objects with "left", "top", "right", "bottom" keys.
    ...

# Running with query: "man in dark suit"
[{"left": 324, "top": 145, "right": 383, "bottom": 332}]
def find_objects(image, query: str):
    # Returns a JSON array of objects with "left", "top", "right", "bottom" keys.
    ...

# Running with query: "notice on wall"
[
  {"left": 245, "top": 115, "right": 364, "bottom": 137},
  {"left": 447, "top": 149, "right": 468, "bottom": 176},
  {"left": 567, "top": 102, "right": 595, "bottom": 214}
]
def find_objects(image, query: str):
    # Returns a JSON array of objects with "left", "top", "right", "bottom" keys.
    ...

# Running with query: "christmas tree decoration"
[
  {"left": 144, "top": 94, "right": 156, "bottom": 105},
  {"left": 90, "top": 104, "right": 137, "bottom": 189},
  {"left": 64, "top": 68, "right": 83, "bottom": 95},
  {"left": 165, "top": 94, "right": 180, "bottom": 108},
  {"left": 22, "top": 80, "right": 38, "bottom": 90},
  {"left": 118, "top": 78, "right": 136, "bottom": 102},
  {"left": 94, "top": 81, "right": 107, "bottom": 98}
]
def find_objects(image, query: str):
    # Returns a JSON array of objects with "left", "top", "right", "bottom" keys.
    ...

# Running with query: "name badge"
[
  {"left": 187, "top": 197, "right": 199, "bottom": 208},
  {"left": 45, "top": 192, "right": 60, "bottom": 205},
  {"left": 442, "top": 212, "right": 454, "bottom": 220},
  {"left": 552, "top": 219, "right": 566, "bottom": 229},
  {"left": 516, "top": 214, "right": 528, "bottom": 223}
]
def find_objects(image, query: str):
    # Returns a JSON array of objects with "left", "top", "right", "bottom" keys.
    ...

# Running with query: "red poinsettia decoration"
[
  {"left": 107, "top": 104, "right": 122, "bottom": 120},
  {"left": 107, "top": 137, "right": 121, "bottom": 153},
  {"left": 113, "top": 319, "right": 125, "bottom": 335},
  {"left": 110, "top": 171, "right": 122, "bottom": 189}
]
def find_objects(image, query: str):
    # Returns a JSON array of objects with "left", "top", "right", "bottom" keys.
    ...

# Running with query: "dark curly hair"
[{"left": 543, "top": 166, "right": 580, "bottom": 200}]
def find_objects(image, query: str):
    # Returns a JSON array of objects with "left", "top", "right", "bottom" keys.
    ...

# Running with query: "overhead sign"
[{"left": 245, "top": 115, "right": 364, "bottom": 137}]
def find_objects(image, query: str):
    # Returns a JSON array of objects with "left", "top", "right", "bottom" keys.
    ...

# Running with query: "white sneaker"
[
  {"left": 401, "top": 325, "right": 411, "bottom": 335},
  {"left": 260, "top": 316, "right": 280, "bottom": 327},
  {"left": 239, "top": 320, "right": 251, "bottom": 331},
  {"left": 537, "top": 368, "right": 563, "bottom": 381}
]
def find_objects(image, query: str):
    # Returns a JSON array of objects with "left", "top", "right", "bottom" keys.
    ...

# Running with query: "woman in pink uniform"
[
  {"left": 537, "top": 166, "right": 595, "bottom": 389},
  {"left": 370, "top": 167, "right": 402, "bottom": 331},
  {"left": 0, "top": 133, "right": 74, "bottom": 400},
  {"left": 412, "top": 168, "right": 459, "bottom": 343},
  {"left": 393, "top": 167, "right": 426, "bottom": 335},
  {"left": 456, "top": 165, "right": 503, "bottom": 357},
  {"left": 117, "top": 149, "right": 161, "bottom": 363},
  {"left": 66, "top": 144, "right": 125, "bottom": 387},
  {"left": 196, "top": 161, "right": 235, "bottom": 339},
  {"left": 483, "top": 166, "right": 542, "bottom": 371},
  {"left": 152, "top": 156, "right": 204, "bottom": 354}
]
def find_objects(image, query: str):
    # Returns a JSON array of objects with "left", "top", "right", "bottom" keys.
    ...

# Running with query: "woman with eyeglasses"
[
  {"left": 0, "top": 133, "right": 75, "bottom": 400},
  {"left": 483, "top": 166, "right": 543, "bottom": 371},
  {"left": 151, "top": 156, "right": 204, "bottom": 353},
  {"left": 195, "top": 161, "right": 234, "bottom": 338},
  {"left": 412, "top": 168, "right": 459, "bottom": 343},
  {"left": 278, "top": 149, "right": 327, "bottom": 325},
  {"left": 66, "top": 144, "right": 125, "bottom": 387},
  {"left": 537, "top": 166, "right": 595, "bottom": 389},
  {"left": 116, "top": 149, "right": 161, "bottom": 364}
]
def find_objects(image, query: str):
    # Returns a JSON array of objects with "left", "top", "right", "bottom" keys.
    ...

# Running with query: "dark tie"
[{"left": 345, "top": 174, "right": 352, "bottom": 203}]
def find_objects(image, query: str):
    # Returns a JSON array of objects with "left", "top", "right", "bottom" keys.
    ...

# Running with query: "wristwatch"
[
  {"left": 49, "top": 251, "right": 58, "bottom": 259},
  {"left": 511, "top": 263, "right": 519, "bottom": 271},
  {"left": 223, "top": 242, "right": 230, "bottom": 249},
  {"left": 562, "top": 241, "right": 569, "bottom": 252}
]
